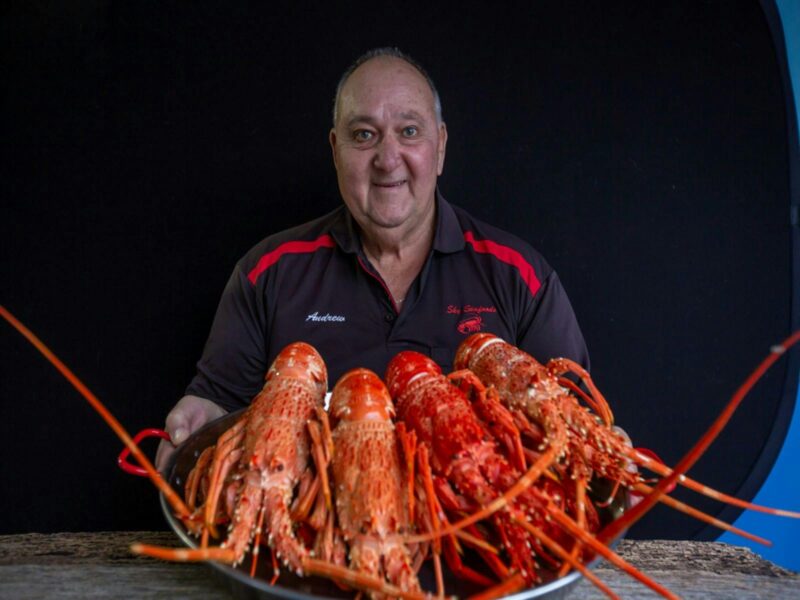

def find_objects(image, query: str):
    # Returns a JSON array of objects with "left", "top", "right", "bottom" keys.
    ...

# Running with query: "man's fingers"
[
  {"left": 172, "top": 427, "right": 189, "bottom": 445},
  {"left": 155, "top": 439, "right": 175, "bottom": 473},
  {"left": 156, "top": 396, "right": 227, "bottom": 473},
  {"left": 165, "top": 410, "right": 189, "bottom": 440}
]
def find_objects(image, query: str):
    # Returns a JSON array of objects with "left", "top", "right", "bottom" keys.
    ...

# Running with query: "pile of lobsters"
[{"left": 3, "top": 303, "right": 798, "bottom": 600}]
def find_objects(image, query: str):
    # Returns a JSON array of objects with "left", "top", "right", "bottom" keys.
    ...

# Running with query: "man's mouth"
[{"left": 373, "top": 179, "right": 407, "bottom": 188}]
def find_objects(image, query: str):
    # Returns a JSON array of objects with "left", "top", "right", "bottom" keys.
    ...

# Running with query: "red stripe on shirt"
[
  {"left": 247, "top": 234, "right": 335, "bottom": 284},
  {"left": 464, "top": 231, "right": 541, "bottom": 296}
]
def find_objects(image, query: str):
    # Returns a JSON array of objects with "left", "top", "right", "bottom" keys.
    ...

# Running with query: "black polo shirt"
[{"left": 187, "top": 194, "right": 589, "bottom": 411}]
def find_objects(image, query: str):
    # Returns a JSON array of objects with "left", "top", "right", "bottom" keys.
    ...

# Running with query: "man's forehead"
[
  {"left": 345, "top": 109, "right": 427, "bottom": 128},
  {"left": 338, "top": 57, "right": 435, "bottom": 118}
]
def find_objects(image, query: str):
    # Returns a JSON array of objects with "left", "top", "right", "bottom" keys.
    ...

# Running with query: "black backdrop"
[{"left": 2, "top": 0, "right": 797, "bottom": 541}]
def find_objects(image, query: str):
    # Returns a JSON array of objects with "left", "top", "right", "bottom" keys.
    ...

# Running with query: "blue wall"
[{"left": 718, "top": 0, "right": 800, "bottom": 571}]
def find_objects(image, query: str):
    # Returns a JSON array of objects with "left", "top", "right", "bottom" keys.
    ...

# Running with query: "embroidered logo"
[
  {"left": 457, "top": 315, "right": 483, "bottom": 334},
  {"left": 447, "top": 305, "right": 497, "bottom": 315},
  {"left": 305, "top": 312, "right": 345, "bottom": 322},
  {"left": 448, "top": 304, "right": 494, "bottom": 334}
]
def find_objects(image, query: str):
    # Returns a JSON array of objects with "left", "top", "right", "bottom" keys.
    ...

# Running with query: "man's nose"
[{"left": 372, "top": 135, "right": 402, "bottom": 171}]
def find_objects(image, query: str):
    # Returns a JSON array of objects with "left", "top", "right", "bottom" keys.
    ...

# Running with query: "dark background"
[{"left": 2, "top": 0, "right": 797, "bottom": 542}]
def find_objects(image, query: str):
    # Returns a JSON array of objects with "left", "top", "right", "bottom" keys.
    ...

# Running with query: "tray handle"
[{"left": 118, "top": 428, "right": 171, "bottom": 476}]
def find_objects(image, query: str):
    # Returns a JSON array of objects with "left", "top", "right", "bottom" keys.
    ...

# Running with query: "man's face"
[{"left": 330, "top": 57, "right": 447, "bottom": 239}]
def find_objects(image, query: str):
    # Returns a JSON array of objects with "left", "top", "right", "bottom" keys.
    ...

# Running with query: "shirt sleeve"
[
  {"left": 185, "top": 264, "right": 268, "bottom": 411},
  {"left": 516, "top": 270, "right": 590, "bottom": 370}
]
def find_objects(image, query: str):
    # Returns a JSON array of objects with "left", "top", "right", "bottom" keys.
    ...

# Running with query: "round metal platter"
[{"left": 161, "top": 410, "right": 627, "bottom": 600}]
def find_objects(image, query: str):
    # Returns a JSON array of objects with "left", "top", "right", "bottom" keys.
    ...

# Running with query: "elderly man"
[{"left": 155, "top": 48, "right": 588, "bottom": 471}]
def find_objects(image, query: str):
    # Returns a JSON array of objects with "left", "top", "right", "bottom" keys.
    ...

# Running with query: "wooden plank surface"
[{"left": 1, "top": 532, "right": 797, "bottom": 599}]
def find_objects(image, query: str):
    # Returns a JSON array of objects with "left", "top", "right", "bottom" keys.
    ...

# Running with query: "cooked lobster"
[
  {"left": 303, "top": 368, "right": 423, "bottom": 599},
  {"left": 454, "top": 332, "right": 800, "bottom": 544},
  {"left": 5, "top": 302, "right": 799, "bottom": 600},
  {"left": 386, "top": 352, "right": 600, "bottom": 583},
  {"left": 132, "top": 341, "right": 333, "bottom": 576}
]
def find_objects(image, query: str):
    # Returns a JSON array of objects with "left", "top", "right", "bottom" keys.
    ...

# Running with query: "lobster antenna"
[
  {"left": 0, "top": 305, "right": 192, "bottom": 520},
  {"left": 599, "top": 331, "right": 800, "bottom": 543}
]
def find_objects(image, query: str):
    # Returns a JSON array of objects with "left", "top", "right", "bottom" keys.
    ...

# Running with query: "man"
[{"left": 155, "top": 48, "right": 588, "bottom": 471}]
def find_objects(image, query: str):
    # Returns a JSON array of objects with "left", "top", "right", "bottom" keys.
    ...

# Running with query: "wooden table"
[{"left": 0, "top": 531, "right": 797, "bottom": 599}]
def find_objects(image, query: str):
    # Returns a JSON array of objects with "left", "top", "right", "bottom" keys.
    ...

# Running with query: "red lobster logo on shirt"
[{"left": 457, "top": 315, "right": 483, "bottom": 334}]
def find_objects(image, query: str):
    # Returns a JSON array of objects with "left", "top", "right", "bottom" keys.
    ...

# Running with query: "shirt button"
[{"left": 385, "top": 313, "right": 394, "bottom": 322}]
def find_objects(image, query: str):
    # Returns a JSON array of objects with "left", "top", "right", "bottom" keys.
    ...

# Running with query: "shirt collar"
[
  {"left": 329, "top": 205, "right": 361, "bottom": 254},
  {"left": 433, "top": 190, "right": 466, "bottom": 254},
  {"left": 329, "top": 188, "right": 466, "bottom": 255}
]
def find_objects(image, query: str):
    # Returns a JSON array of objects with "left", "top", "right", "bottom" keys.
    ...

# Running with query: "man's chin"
[
  {"left": 364, "top": 203, "right": 414, "bottom": 230},
  {"left": 365, "top": 215, "right": 407, "bottom": 231}
]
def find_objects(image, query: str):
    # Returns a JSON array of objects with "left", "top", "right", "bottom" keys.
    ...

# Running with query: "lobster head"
[
  {"left": 265, "top": 341, "right": 328, "bottom": 396},
  {"left": 329, "top": 368, "right": 395, "bottom": 427},
  {"left": 385, "top": 350, "right": 442, "bottom": 400},
  {"left": 453, "top": 332, "right": 503, "bottom": 370}
]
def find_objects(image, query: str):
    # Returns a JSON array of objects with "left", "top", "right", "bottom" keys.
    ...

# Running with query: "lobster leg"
[
  {"left": 185, "top": 445, "right": 215, "bottom": 512},
  {"left": 306, "top": 418, "right": 332, "bottom": 514},
  {"left": 448, "top": 371, "right": 527, "bottom": 473},
  {"left": 204, "top": 420, "right": 246, "bottom": 534},
  {"left": 289, "top": 470, "right": 318, "bottom": 522},
  {"left": 291, "top": 416, "right": 334, "bottom": 530},
  {"left": 203, "top": 418, "right": 246, "bottom": 541},
  {"left": 408, "top": 394, "right": 569, "bottom": 548},
  {"left": 308, "top": 407, "right": 334, "bottom": 510},
  {"left": 415, "top": 444, "right": 447, "bottom": 597},
  {"left": 429, "top": 476, "right": 507, "bottom": 587},
  {"left": 535, "top": 497, "right": 678, "bottom": 600},
  {"left": 302, "top": 558, "right": 432, "bottom": 600},
  {"left": 547, "top": 357, "right": 614, "bottom": 426},
  {"left": 250, "top": 502, "right": 269, "bottom": 577},
  {"left": 508, "top": 514, "right": 620, "bottom": 600},
  {"left": 130, "top": 543, "right": 236, "bottom": 562},
  {"left": 557, "top": 475, "right": 588, "bottom": 577},
  {"left": 396, "top": 422, "right": 418, "bottom": 529}
]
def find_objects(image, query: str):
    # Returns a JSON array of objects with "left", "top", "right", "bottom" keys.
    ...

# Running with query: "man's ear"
[
  {"left": 329, "top": 129, "right": 338, "bottom": 169},
  {"left": 437, "top": 122, "right": 448, "bottom": 176}
]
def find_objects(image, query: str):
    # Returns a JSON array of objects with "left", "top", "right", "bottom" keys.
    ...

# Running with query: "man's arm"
[
  {"left": 517, "top": 270, "right": 590, "bottom": 369},
  {"left": 154, "top": 263, "right": 267, "bottom": 472},
  {"left": 154, "top": 395, "right": 228, "bottom": 472},
  {"left": 186, "top": 264, "right": 270, "bottom": 411}
]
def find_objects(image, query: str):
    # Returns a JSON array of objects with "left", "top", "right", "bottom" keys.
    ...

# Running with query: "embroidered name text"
[{"left": 306, "top": 312, "right": 346, "bottom": 322}]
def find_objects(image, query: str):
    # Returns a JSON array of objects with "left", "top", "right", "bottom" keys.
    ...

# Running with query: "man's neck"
[{"left": 359, "top": 207, "right": 436, "bottom": 305}]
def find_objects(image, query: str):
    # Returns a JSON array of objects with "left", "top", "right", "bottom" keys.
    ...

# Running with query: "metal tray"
[{"left": 162, "top": 410, "right": 625, "bottom": 600}]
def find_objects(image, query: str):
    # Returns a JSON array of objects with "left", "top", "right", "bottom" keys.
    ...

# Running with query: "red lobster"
[
  {"left": 0, "top": 303, "right": 333, "bottom": 578},
  {"left": 454, "top": 333, "right": 800, "bottom": 545},
  {"left": 384, "top": 351, "right": 670, "bottom": 599},
  {"left": 143, "top": 341, "right": 332, "bottom": 574},
  {"left": 0, "top": 306, "right": 427, "bottom": 599},
  {"left": 304, "top": 368, "right": 424, "bottom": 599}
]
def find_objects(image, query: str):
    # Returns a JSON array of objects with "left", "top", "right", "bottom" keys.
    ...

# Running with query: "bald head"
[{"left": 332, "top": 48, "right": 443, "bottom": 127}]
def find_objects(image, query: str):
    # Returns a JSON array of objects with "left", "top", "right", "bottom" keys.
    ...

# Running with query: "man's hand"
[{"left": 155, "top": 395, "right": 227, "bottom": 473}]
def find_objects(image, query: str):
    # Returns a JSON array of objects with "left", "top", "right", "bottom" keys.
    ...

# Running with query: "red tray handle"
[{"left": 117, "top": 428, "right": 171, "bottom": 476}]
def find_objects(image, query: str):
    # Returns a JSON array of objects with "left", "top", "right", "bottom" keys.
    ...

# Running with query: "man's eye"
[
  {"left": 354, "top": 130, "right": 373, "bottom": 142},
  {"left": 402, "top": 126, "right": 418, "bottom": 137}
]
